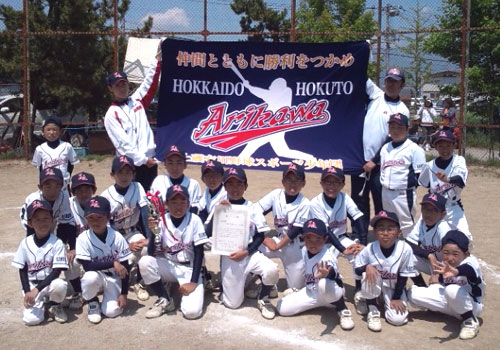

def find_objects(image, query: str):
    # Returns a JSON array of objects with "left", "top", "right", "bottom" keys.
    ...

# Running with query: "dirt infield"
[{"left": 0, "top": 158, "right": 498, "bottom": 350}]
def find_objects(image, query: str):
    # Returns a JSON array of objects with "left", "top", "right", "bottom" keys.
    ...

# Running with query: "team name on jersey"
[
  {"left": 434, "top": 182, "right": 456, "bottom": 194},
  {"left": 443, "top": 277, "right": 467, "bottom": 286},
  {"left": 92, "top": 251, "right": 119, "bottom": 263},
  {"left": 164, "top": 241, "right": 192, "bottom": 255},
  {"left": 274, "top": 217, "right": 289, "bottom": 227},
  {"left": 422, "top": 244, "right": 441, "bottom": 254},
  {"left": 42, "top": 158, "right": 67, "bottom": 169},
  {"left": 328, "top": 219, "right": 347, "bottom": 229},
  {"left": 112, "top": 207, "right": 136, "bottom": 222},
  {"left": 382, "top": 159, "right": 405, "bottom": 170},
  {"left": 378, "top": 269, "right": 397, "bottom": 280},
  {"left": 305, "top": 273, "right": 318, "bottom": 286},
  {"left": 28, "top": 260, "right": 52, "bottom": 273}
]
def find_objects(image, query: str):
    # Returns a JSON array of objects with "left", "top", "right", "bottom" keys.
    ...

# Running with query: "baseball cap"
[
  {"left": 388, "top": 113, "right": 409, "bottom": 127},
  {"left": 39, "top": 167, "right": 64, "bottom": 185},
  {"left": 370, "top": 210, "right": 400, "bottom": 228},
  {"left": 302, "top": 218, "right": 328, "bottom": 237},
  {"left": 42, "top": 115, "right": 62, "bottom": 129},
  {"left": 282, "top": 163, "right": 305, "bottom": 180},
  {"left": 420, "top": 193, "right": 446, "bottom": 212},
  {"left": 71, "top": 172, "right": 97, "bottom": 190},
  {"left": 27, "top": 199, "right": 53, "bottom": 219},
  {"left": 201, "top": 160, "right": 224, "bottom": 176},
  {"left": 321, "top": 166, "right": 345, "bottom": 181},
  {"left": 432, "top": 129, "right": 455, "bottom": 145},
  {"left": 166, "top": 184, "right": 190, "bottom": 201},
  {"left": 84, "top": 196, "right": 111, "bottom": 217},
  {"left": 107, "top": 71, "right": 128, "bottom": 86},
  {"left": 223, "top": 167, "right": 247, "bottom": 183},
  {"left": 442, "top": 230, "right": 469, "bottom": 252},
  {"left": 384, "top": 67, "right": 405, "bottom": 82},
  {"left": 111, "top": 155, "right": 135, "bottom": 173},
  {"left": 164, "top": 145, "right": 186, "bottom": 160}
]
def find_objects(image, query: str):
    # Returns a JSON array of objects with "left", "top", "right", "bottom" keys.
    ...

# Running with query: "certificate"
[{"left": 211, "top": 204, "right": 250, "bottom": 255}]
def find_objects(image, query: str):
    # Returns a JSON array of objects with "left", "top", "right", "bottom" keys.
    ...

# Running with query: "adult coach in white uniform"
[
  {"left": 351, "top": 68, "right": 409, "bottom": 235},
  {"left": 104, "top": 42, "right": 162, "bottom": 191}
]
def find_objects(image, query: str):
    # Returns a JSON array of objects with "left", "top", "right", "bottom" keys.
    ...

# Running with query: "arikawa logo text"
[{"left": 191, "top": 99, "right": 331, "bottom": 151}]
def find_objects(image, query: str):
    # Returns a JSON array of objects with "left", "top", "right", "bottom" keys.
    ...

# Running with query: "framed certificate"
[{"left": 211, "top": 204, "right": 250, "bottom": 255}]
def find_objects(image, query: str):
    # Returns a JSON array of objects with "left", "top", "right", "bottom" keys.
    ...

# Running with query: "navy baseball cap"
[
  {"left": 370, "top": 210, "right": 400, "bottom": 228},
  {"left": 27, "top": 199, "right": 53, "bottom": 219},
  {"left": 111, "top": 155, "right": 135, "bottom": 173},
  {"left": 388, "top": 113, "right": 409, "bottom": 127},
  {"left": 107, "top": 71, "right": 128, "bottom": 86},
  {"left": 39, "top": 167, "right": 64, "bottom": 185},
  {"left": 71, "top": 172, "right": 96, "bottom": 190},
  {"left": 442, "top": 230, "right": 469, "bottom": 252},
  {"left": 84, "top": 196, "right": 111, "bottom": 217},
  {"left": 421, "top": 193, "right": 446, "bottom": 212},
  {"left": 164, "top": 144, "right": 186, "bottom": 160},
  {"left": 321, "top": 166, "right": 345, "bottom": 181},
  {"left": 42, "top": 115, "right": 62, "bottom": 129},
  {"left": 384, "top": 67, "right": 405, "bottom": 82},
  {"left": 282, "top": 163, "right": 305, "bottom": 180},
  {"left": 166, "top": 184, "right": 190, "bottom": 201},
  {"left": 432, "top": 129, "right": 455, "bottom": 145},
  {"left": 201, "top": 159, "right": 224, "bottom": 176},
  {"left": 223, "top": 167, "right": 247, "bottom": 183},
  {"left": 303, "top": 218, "right": 328, "bottom": 237}
]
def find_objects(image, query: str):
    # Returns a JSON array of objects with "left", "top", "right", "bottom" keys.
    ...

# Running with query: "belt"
[{"left": 338, "top": 233, "right": 348, "bottom": 239}]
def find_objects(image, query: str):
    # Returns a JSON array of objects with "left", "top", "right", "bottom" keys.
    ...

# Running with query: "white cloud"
[{"left": 141, "top": 8, "right": 190, "bottom": 31}]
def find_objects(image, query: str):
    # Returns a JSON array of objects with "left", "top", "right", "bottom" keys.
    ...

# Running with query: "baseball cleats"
[
  {"left": 145, "top": 297, "right": 175, "bottom": 319},
  {"left": 87, "top": 301, "right": 102, "bottom": 324},
  {"left": 245, "top": 284, "right": 278, "bottom": 299},
  {"left": 354, "top": 291, "right": 368, "bottom": 315},
  {"left": 48, "top": 304, "right": 67, "bottom": 323},
  {"left": 282, "top": 287, "right": 299, "bottom": 297},
  {"left": 66, "top": 292, "right": 84, "bottom": 310},
  {"left": 257, "top": 298, "right": 275, "bottom": 320},
  {"left": 338, "top": 309, "right": 355, "bottom": 330},
  {"left": 133, "top": 283, "right": 150, "bottom": 301},
  {"left": 367, "top": 310, "right": 382, "bottom": 332},
  {"left": 459, "top": 317, "right": 479, "bottom": 340}
]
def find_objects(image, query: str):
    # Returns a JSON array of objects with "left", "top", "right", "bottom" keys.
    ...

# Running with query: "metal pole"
[
  {"left": 290, "top": 0, "right": 296, "bottom": 42},
  {"left": 458, "top": 0, "right": 470, "bottom": 155},
  {"left": 376, "top": 0, "right": 382, "bottom": 85},
  {"left": 22, "top": 0, "right": 30, "bottom": 159},
  {"left": 202, "top": 0, "right": 208, "bottom": 41},
  {"left": 113, "top": 0, "right": 119, "bottom": 72},
  {"left": 385, "top": 6, "right": 390, "bottom": 71}
]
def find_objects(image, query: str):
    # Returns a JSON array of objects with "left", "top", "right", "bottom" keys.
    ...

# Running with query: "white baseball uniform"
[
  {"left": 101, "top": 182, "right": 149, "bottom": 263},
  {"left": 363, "top": 79, "right": 410, "bottom": 162},
  {"left": 276, "top": 245, "right": 344, "bottom": 316},
  {"left": 139, "top": 212, "right": 208, "bottom": 319},
  {"left": 198, "top": 186, "right": 227, "bottom": 224},
  {"left": 257, "top": 189, "right": 310, "bottom": 289},
  {"left": 151, "top": 174, "right": 202, "bottom": 211},
  {"left": 408, "top": 255, "right": 485, "bottom": 319},
  {"left": 418, "top": 155, "right": 470, "bottom": 235},
  {"left": 406, "top": 218, "right": 452, "bottom": 274},
  {"left": 32, "top": 140, "right": 79, "bottom": 188},
  {"left": 355, "top": 240, "right": 418, "bottom": 325},
  {"left": 220, "top": 200, "right": 279, "bottom": 309},
  {"left": 76, "top": 228, "right": 132, "bottom": 318},
  {"left": 104, "top": 59, "right": 160, "bottom": 167},
  {"left": 380, "top": 139, "right": 426, "bottom": 237},
  {"left": 69, "top": 196, "right": 88, "bottom": 235},
  {"left": 12, "top": 234, "right": 69, "bottom": 326},
  {"left": 310, "top": 192, "right": 363, "bottom": 260}
]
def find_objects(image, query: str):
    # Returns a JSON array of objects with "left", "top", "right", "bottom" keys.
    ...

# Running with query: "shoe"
[
  {"left": 354, "top": 291, "right": 368, "bottom": 315},
  {"left": 367, "top": 310, "right": 382, "bottom": 332},
  {"left": 283, "top": 288, "right": 299, "bottom": 297},
  {"left": 338, "top": 309, "right": 355, "bottom": 330},
  {"left": 257, "top": 298, "right": 275, "bottom": 320},
  {"left": 145, "top": 297, "right": 175, "bottom": 319},
  {"left": 269, "top": 284, "right": 278, "bottom": 299},
  {"left": 48, "top": 304, "right": 67, "bottom": 323},
  {"left": 87, "top": 301, "right": 102, "bottom": 324},
  {"left": 68, "top": 293, "right": 84, "bottom": 310},
  {"left": 245, "top": 285, "right": 261, "bottom": 299},
  {"left": 204, "top": 272, "right": 219, "bottom": 292},
  {"left": 459, "top": 317, "right": 479, "bottom": 340},
  {"left": 133, "top": 283, "right": 150, "bottom": 301},
  {"left": 424, "top": 144, "right": 430, "bottom": 151}
]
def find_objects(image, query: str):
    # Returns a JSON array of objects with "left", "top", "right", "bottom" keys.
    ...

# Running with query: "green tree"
[{"left": 231, "top": 0, "right": 290, "bottom": 42}]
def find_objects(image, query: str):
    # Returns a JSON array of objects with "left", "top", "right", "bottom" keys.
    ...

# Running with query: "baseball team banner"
[{"left": 156, "top": 38, "right": 369, "bottom": 174}]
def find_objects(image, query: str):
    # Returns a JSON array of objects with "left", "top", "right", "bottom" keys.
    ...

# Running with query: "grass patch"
[
  {"left": 465, "top": 154, "right": 500, "bottom": 168},
  {"left": 0, "top": 150, "right": 22, "bottom": 160}
]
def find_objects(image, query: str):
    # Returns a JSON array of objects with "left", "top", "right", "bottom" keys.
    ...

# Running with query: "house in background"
[{"left": 421, "top": 83, "right": 440, "bottom": 99}]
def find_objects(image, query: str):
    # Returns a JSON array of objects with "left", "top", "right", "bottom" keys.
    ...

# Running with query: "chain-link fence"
[{"left": 1, "top": 0, "right": 499, "bottom": 161}]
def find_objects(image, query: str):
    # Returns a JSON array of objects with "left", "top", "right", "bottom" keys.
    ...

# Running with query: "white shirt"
[
  {"left": 303, "top": 245, "right": 339, "bottom": 289},
  {"left": 150, "top": 175, "right": 202, "bottom": 211},
  {"left": 406, "top": 218, "right": 452, "bottom": 261},
  {"left": 32, "top": 141, "right": 79, "bottom": 187},
  {"left": 69, "top": 196, "right": 88, "bottom": 235},
  {"left": 101, "top": 182, "right": 148, "bottom": 231}
]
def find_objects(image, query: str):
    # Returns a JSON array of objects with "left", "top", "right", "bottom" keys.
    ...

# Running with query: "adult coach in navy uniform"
[
  {"left": 104, "top": 42, "right": 162, "bottom": 191},
  {"left": 351, "top": 67, "right": 409, "bottom": 236}
]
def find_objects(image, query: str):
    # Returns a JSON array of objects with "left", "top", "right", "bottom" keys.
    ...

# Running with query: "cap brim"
[
  {"left": 370, "top": 216, "right": 399, "bottom": 228},
  {"left": 224, "top": 174, "right": 245, "bottom": 183},
  {"left": 28, "top": 207, "right": 52, "bottom": 219},
  {"left": 420, "top": 200, "right": 444, "bottom": 211},
  {"left": 167, "top": 192, "right": 189, "bottom": 201},
  {"left": 71, "top": 182, "right": 97, "bottom": 189},
  {"left": 385, "top": 74, "right": 404, "bottom": 81},
  {"left": 41, "top": 176, "right": 63, "bottom": 184},
  {"left": 109, "top": 78, "right": 127, "bottom": 86},
  {"left": 165, "top": 151, "right": 186, "bottom": 160},
  {"left": 321, "top": 173, "right": 344, "bottom": 180}
]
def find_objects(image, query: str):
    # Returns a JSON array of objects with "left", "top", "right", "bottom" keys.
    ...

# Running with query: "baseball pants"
[
  {"left": 413, "top": 256, "right": 434, "bottom": 276},
  {"left": 81, "top": 271, "right": 123, "bottom": 318},
  {"left": 221, "top": 251, "right": 279, "bottom": 309},
  {"left": 382, "top": 187, "right": 416, "bottom": 238},
  {"left": 445, "top": 204, "right": 471, "bottom": 238},
  {"left": 23, "top": 278, "right": 67, "bottom": 326},
  {"left": 350, "top": 168, "right": 383, "bottom": 234},
  {"left": 276, "top": 279, "right": 344, "bottom": 316},
  {"left": 139, "top": 255, "right": 204, "bottom": 319}
]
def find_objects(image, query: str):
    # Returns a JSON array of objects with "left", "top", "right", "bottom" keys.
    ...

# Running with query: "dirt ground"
[{"left": 0, "top": 157, "right": 498, "bottom": 350}]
